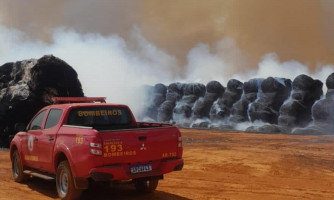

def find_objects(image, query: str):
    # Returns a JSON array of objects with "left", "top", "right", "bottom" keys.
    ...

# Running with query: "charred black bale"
[
  {"left": 157, "top": 82, "right": 185, "bottom": 122},
  {"left": 292, "top": 98, "right": 334, "bottom": 134},
  {"left": 173, "top": 83, "right": 206, "bottom": 121},
  {"left": 278, "top": 75, "right": 323, "bottom": 129},
  {"left": 230, "top": 78, "right": 264, "bottom": 123},
  {"left": 248, "top": 77, "right": 292, "bottom": 124},
  {"left": 144, "top": 83, "right": 167, "bottom": 120},
  {"left": 326, "top": 73, "right": 334, "bottom": 99},
  {"left": 0, "top": 55, "right": 84, "bottom": 147},
  {"left": 293, "top": 73, "right": 334, "bottom": 134},
  {"left": 182, "top": 83, "right": 206, "bottom": 103},
  {"left": 209, "top": 79, "right": 243, "bottom": 120},
  {"left": 193, "top": 81, "right": 224, "bottom": 119}
]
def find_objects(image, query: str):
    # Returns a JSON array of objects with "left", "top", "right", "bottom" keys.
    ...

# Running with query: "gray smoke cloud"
[{"left": 1, "top": 25, "right": 333, "bottom": 119}]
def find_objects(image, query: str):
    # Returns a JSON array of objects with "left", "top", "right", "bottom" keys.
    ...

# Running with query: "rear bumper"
[{"left": 89, "top": 158, "right": 184, "bottom": 181}]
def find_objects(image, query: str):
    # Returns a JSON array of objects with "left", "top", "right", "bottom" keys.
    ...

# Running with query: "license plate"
[{"left": 130, "top": 164, "right": 152, "bottom": 174}]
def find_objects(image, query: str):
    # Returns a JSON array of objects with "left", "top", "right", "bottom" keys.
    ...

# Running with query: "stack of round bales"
[
  {"left": 293, "top": 73, "right": 334, "bottom": 134},
  {"left": 173, "top": 83, "right": 206, "bottom": 123},
  {"left": 230, "top": 78, "right": 264, "bottom": 123},
  {"left": 209, "top": 79, "right": 243, "bottom": 121},
  {"left": 278, "top": 75, "right": 323, "bottom": 129},
  {"left": 157, "top": 82, "right": 184, "bottom": 122},
  {"left": 144, "top": 83, "right": 167, "bottom": 121},
  {"left": 192, "top": 81, "right": 224, "bottom": 120},
  {"left": 248, "top": 77, "right": 292, "bottom": 124}
]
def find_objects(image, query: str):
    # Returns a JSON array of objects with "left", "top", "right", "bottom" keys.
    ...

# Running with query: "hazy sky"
[{"left": 1, "top": 0, "right": 333, "bottom": 69}]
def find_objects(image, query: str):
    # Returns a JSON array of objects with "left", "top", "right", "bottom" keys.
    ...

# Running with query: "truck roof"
[
  {"left": 46, "top": 103, "right": 130, "bottom": 110},
  {"left": 44, "top": 97, "right": 130, "bottom": 110}
]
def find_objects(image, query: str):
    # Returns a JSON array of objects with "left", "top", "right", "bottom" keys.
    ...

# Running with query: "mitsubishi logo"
[{"left": 140, "top": 143, "right": 147, "bottom": 151}]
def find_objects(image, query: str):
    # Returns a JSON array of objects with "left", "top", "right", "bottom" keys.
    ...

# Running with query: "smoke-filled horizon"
[{"left": 1, "top": 25, "right": 333, "bottom": 118}]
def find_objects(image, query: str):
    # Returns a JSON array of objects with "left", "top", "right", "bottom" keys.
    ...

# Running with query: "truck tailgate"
[{"left": 99, "top": 127, "right": 179, "bottom": 166}]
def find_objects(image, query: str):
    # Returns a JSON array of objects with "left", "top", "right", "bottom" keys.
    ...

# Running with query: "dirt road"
[{"left": 1, "top": 129, "right": 334, "bottom": 200}]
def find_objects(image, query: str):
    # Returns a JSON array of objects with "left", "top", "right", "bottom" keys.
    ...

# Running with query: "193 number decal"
[
  {"left": 103, "top": 141, "right": 137, "bottom": 157},
  {"left": 104, "top": 144, "right": 123, "bottom": 152}
]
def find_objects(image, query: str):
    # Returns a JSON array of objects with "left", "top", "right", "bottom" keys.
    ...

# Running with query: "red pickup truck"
[{"left": 10, "top": 97, "right": 183, "bottom": 200}]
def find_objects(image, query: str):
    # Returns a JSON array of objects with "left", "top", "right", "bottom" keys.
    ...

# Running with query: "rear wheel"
[
  {"left": 11, "top": 150, "right": 29, "bottom": 182},
  {"left": 134, "top": 177, "right": 159, "bottom": 193},
  {"left": 56, "top": 161, "right": 83, "bottom": 200}
]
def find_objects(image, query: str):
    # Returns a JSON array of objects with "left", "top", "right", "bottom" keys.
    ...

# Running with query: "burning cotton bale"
[
  {"left": 209, "top": 79, "right": 243, "bottom": 121},
  {"left": 182, "top": 83, "right": 206, "bottom": 104},
  {"left": 230, "top": 78, "right": 264, "bottom": 123},
  {"left": 144, "top": 83, "right": 167, "bottom": 120},
  {"left": 173, "top": 83, "right": 205, "bottom": 123},
  {"left": 0, "top": 55, "right": 84, "bottom": 147},
  {"left": 293, "top": 73, "right": 334, "bottom": 134},
  {"left": 192, "top": 81, "right": 224, "bottom": 120},
  {"left": 278, "top": 75, "right": 323, "bottom": 129},
  {"left": 248, "top": 77, "right": 292, "bottom": 124},
  {"left": 157, "top": 82, "right": 185, "bottom": 122}
]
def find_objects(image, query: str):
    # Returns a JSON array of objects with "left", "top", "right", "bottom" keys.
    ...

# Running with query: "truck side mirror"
[{"left": 15, "top": 123, "right": 26, "bottom": 132}]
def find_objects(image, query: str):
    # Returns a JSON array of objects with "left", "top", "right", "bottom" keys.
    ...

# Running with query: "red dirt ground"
[{"left": 1, "top": 129, "right": 334, "bottom": 200}]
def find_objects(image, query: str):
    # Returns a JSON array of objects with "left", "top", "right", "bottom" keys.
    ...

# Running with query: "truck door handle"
[
  {"left": 33, "top": 137, "right": 38, "bottom": 142},
  {"left": 138, "top": 136, "right": 147, "bottom": 141},
  {"left": 48, "top": 137, "right": 54, "bottom": 142}
]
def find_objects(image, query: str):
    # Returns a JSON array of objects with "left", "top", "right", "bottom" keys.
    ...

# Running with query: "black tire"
[
  {"left": 56, "top": 161, "right": 83, "bottom": 200},
  {"left": 11, "top": 150, "right": 29, "bottom": 182},
  {"left": 134, "top": 177, "right": 159, "bottom": 193}
]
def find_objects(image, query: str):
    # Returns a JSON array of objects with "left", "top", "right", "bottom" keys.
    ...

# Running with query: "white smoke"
[
  {"left": 183, "top": 42, "right": 334, "bottom": 90},
  {"left": 1, "top": 25, "right": 333, "bottom": 118},
  {"left": 232, "top": 53, "right": 334, "bottom": 91},
  {"left": 0, "top": 26, "right": 179, "bottom": 117},
  {"left": 184, "top": 38, "right": 245, "bottom": 85},
  {"left": 234, "top": 120, "right": 267, "bottom": 132}
]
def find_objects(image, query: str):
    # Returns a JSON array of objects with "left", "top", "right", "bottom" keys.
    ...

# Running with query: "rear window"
[{"left": 67, "top": 107, "right": 132, "bottom": 128}]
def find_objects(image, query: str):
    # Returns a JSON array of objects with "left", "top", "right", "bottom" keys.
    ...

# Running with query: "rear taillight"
[
  {"left": 90, "top": 143, "right": 102, "bottom": 148},
  {"left": 178, "top": 136, "right": 182, "bottom": 148},
  {"left": 177, "top": 131, "right": 183, "bottom": 158},
  {"left": 90, "top": 142, "right": 102, "bottom": 156}
]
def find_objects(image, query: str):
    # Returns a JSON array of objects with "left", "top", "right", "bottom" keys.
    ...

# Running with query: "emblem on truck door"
[{"left": 140, "top": 143, "right": 147, "bottom": 151}]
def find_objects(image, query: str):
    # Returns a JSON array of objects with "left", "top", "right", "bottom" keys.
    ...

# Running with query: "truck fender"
[
  {"left": 53, "top": 143, "right": 89, "bottom": 189},
  {"left": 9, "top": 134, "right": 24, "bottom": 161},
  {"left": 53, "top": 143, "right": 77, "bottom": 177}
]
